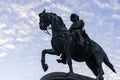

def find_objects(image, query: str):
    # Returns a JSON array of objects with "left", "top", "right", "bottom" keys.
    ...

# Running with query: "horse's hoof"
[
  {"left": 96, "top": 77, "right": 104, "bottom": 80},
  {"left": 68, "top": 72, "right": 73, "bottom": 75},
  {"left": 65, "top": 72, "right": 74, "bottom": 78},
  {"left": 42, "top": 64, "right": 48, "bottom": 72},
  {"left": 56, "top": 59, "right": 66, "bottom": 64},
  {"left": 56, "top": 59, "right": 62, "bottom": 63},
  {"left": 95, "top": 77, "right": 99, "bottom": 80}
]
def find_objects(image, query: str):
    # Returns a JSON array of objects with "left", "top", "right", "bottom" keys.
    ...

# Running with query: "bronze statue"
[
  {"left": 69, "top": 13, "right": 93, "bottom": 48},
  {"left": 69, "top": 13, "right": 85, "bottom": 46},
  {"left": 39, "top": 10, "right": 116, "bottom": 80},
  {"left": 57, "top": 13, "right": 93, "bottom": 64}
]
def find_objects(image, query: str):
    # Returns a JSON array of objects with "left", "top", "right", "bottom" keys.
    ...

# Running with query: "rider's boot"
[{"left": 75, "top": 31, "right": 84, "bottom": 47}]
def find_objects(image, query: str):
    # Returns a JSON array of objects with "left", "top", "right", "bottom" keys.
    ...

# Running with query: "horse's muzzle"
[{"left": 39, "top": 23, "right": 47, "bottom": 30}]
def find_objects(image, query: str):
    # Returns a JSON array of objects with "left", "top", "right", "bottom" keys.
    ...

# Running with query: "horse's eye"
[{"left": 40, "top": 17, "right": 44, "bottom": 22}]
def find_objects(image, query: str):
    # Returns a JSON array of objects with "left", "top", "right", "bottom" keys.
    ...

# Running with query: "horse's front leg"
[
  {"left": 65, "top": 43, "right": 73, "bottom": 73},
  {"left": 41, "top": 49, "right": 59, "bottom": 72},
  {"left": 67, "top": 51, "right": 73, "bottom": 73}
]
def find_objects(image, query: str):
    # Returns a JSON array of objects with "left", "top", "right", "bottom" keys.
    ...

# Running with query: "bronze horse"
[{"left": 39, "top": 10, "right": 116, "bottom": 80}]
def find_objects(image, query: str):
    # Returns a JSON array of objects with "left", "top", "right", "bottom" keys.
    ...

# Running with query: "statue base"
[{"left": 41, "top": 72, "right": 95, "bottom": 80}]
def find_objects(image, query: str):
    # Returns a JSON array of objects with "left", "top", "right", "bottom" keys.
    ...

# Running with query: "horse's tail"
[{"left": 104, "top": 54, "right": 116, "bottom": 73}]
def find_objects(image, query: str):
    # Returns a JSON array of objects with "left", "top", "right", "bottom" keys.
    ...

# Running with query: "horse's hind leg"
[
  {"left": 86, "top": 56, "right": 104, "bottom": 80},
  {"left": 96, "top": 64, "right": 104, "bottom": 80},
  {"left": 41, "top": 49, "right": 60, "bottom": 71},
  {"left": 86, "top": 61, "right": 104, "bottom": 80}
]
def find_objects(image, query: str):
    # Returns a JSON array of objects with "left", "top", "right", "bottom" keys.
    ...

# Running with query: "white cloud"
[
  {"left": 102, "top": 40, "right": 111, "bottom": 44},
  {"left": 79, "top": 11, "right": 94, "bottom": 17},
  {"left": 46, "top": 3, "right": 72, "bottom": 12},
  {"left": 43, "top": 0, "right": 52, "bottom": 3},
  {"left": 115, "top": 49, "right": 120, "bottom": 54},
  {"left": 109, "top": 0, "right": 120, "bottom": 10},
  {"left": 19, "top": 12, "right": 27, "bottom": 18},
  {"left": 28, "top": 62, "right": 35, "bottom": 65},
  {"left": 4, "top": 44, "right": 15, "bottom": 49},
  {"left": 0, "top": 47, "right": 6, "bottom": 50},
  {"left": 9, "top": 1, "right": 50, "bottom": 19},
  {"left": 12, "top": 23, "right": 31, "bottom": 36},
  {"left": 0, "top": 52, "right": 7, "bottom": 57},
  {"left": 18, "top": 30, "right": 28, "bottom": 35},
  {"left": 0, "top": 37, "right": 13, "bottom": 45},
  {"left": 16, "top": 37, "right": 32, "bottom": 42},
  {"left": 10, "top": 3, "right": 35, "bottom": 19},
  {"left": 3, "top": 29, "right": 15, "bottom": 35},
  {"left": 16, "top": 37, "right": 25, "bottom": 42},
  {"left": 112, "top": 14, "right": 120, "bottom": 19},
  {"left": 41, "top": 36, "right": 50, "bottom": 41},
  {"left": 0, "top": 39, "right": 9, "bottom": 44},
  {"left": 65, "top": 0, "right": 81, "bottom": 10},
  {"left": 0, "top": 23, "right": 6, "bottom": 29},
  {"left": 29, "top": 11, "right": 39, "bottom": 26},
  {"left": 39, "top": 0, "right": 52, "bottom": 5},
  {"left": 116, "top": 64, "right": 120, "bottom": 67},
  {"left": 109, "top": 73, "right": 120, "bottom": 80},
  {"left": 93, "top": 0, "right": 120, "bottom": 10},
  {"left": 94, "top": 0, "right": 110, "bottom": 8},
  {"left": 116, "top": 36, "right": 120, "bottom": 39}
]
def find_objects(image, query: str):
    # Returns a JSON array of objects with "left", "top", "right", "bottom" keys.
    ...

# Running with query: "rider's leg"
[{"left": 74, "top": 30, "right": 84, "bottom": 46}]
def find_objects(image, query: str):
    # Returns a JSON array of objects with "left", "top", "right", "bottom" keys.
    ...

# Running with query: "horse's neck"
[
  {"left": 51, "top": 24, "right": 66, "bottom": 37},
  {"left": 51, "top": 17, "right": 67, "bottom": 37}
]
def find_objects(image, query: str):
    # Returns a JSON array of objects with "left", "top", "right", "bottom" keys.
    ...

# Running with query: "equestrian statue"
[{"left": 39, "top": 10, "right": 116, "bottom": 80}]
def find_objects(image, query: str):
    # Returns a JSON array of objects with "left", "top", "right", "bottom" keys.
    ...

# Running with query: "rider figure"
[
  {"left": 69, "top": 13, "right": 93, "bottom": 47},
  {"left": 57, "top": 13, "right": 93, "bottom": 64},
  {"left": 69, "top": 13, "right": 85, "bottom": 46}
]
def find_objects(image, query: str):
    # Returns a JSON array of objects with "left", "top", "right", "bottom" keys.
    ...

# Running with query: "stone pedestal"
[{"left": 41, "top": 72, "right": 95, "bottom": 80}]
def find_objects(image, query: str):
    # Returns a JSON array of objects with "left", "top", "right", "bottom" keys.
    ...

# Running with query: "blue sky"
[{"left": 0, "top": 0, "right": 120, "bottom": 80}]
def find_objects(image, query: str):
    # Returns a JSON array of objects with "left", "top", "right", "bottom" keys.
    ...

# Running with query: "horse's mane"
[
  {"left": 49, "top": 12, "right": 66, "bottom": 30},
  {"left": 50, "top": 13, "right": 63, "bottom": 22},
  {"left": 57, "top": 16, "right": 66, "bottom": 28},
  {"left": 50, "top": 13, "right": 57, "bottom": 16}
]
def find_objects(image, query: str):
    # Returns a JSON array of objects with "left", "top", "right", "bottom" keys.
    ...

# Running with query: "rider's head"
[{"left": 70, "top": 13, "right": 79, "bottom": 23}]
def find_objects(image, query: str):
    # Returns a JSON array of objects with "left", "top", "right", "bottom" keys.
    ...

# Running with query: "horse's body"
[{"left": 39, "top": 10, "right": 116, "bottom": 80}]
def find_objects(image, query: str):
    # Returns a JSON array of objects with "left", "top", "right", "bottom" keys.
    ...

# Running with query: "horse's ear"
[
  {"left": 39, "top": 13, "right": 41, "bottom": 17},
  {"left": 43, "top": 9, "right": 46, "bottom": 13},
  {"left": 39, "top": 9, "right": 46, "bottom": 17}
]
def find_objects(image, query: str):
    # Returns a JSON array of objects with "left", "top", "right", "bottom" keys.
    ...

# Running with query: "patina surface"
[{"left": 39, "top": 10, "right": 116, "bottom": 80}]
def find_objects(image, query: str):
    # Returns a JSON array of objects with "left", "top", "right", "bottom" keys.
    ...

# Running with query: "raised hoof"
[
  {"left": 42, "top": 63, "right": 48, "bottom": 72},
  {"left": 66, "top": 72, "right": 74, "bottom": 78},
  {"left": 56, "top": 59, "right": 66, "bottom": 64},
  {"left": 56, "top": 59, "right": 61, "bottom": 63},
  {"left": 96, "top": 77, "right": 104, "bottom": 80},
  {"left": 96, "top": 78, "right": 99, "bottom": 80}
]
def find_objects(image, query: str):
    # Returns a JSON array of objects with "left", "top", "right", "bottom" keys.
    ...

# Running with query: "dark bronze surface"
[
  {"left": 39, "top": 10, "right": 116, "bottom": 80},
  {"left": 41, "top": 72, "right": 95, "bottom": 80}
]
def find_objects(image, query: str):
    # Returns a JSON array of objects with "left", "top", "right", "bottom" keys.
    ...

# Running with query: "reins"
[{"left": 43, "top": 26, "right": 51, "bottom": 36}]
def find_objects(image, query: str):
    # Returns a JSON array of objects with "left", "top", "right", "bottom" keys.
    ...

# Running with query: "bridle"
[{"left": 43, "top": 26, "right": 51, "bottom": 36}]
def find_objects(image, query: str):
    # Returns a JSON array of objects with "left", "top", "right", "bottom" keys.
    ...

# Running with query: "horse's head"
[
  {"left": 39, "top": 10, "right": 67, "bottom": 35},
  {"left": 39, "top": 10, "right": 51, "bottom": 30}
]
